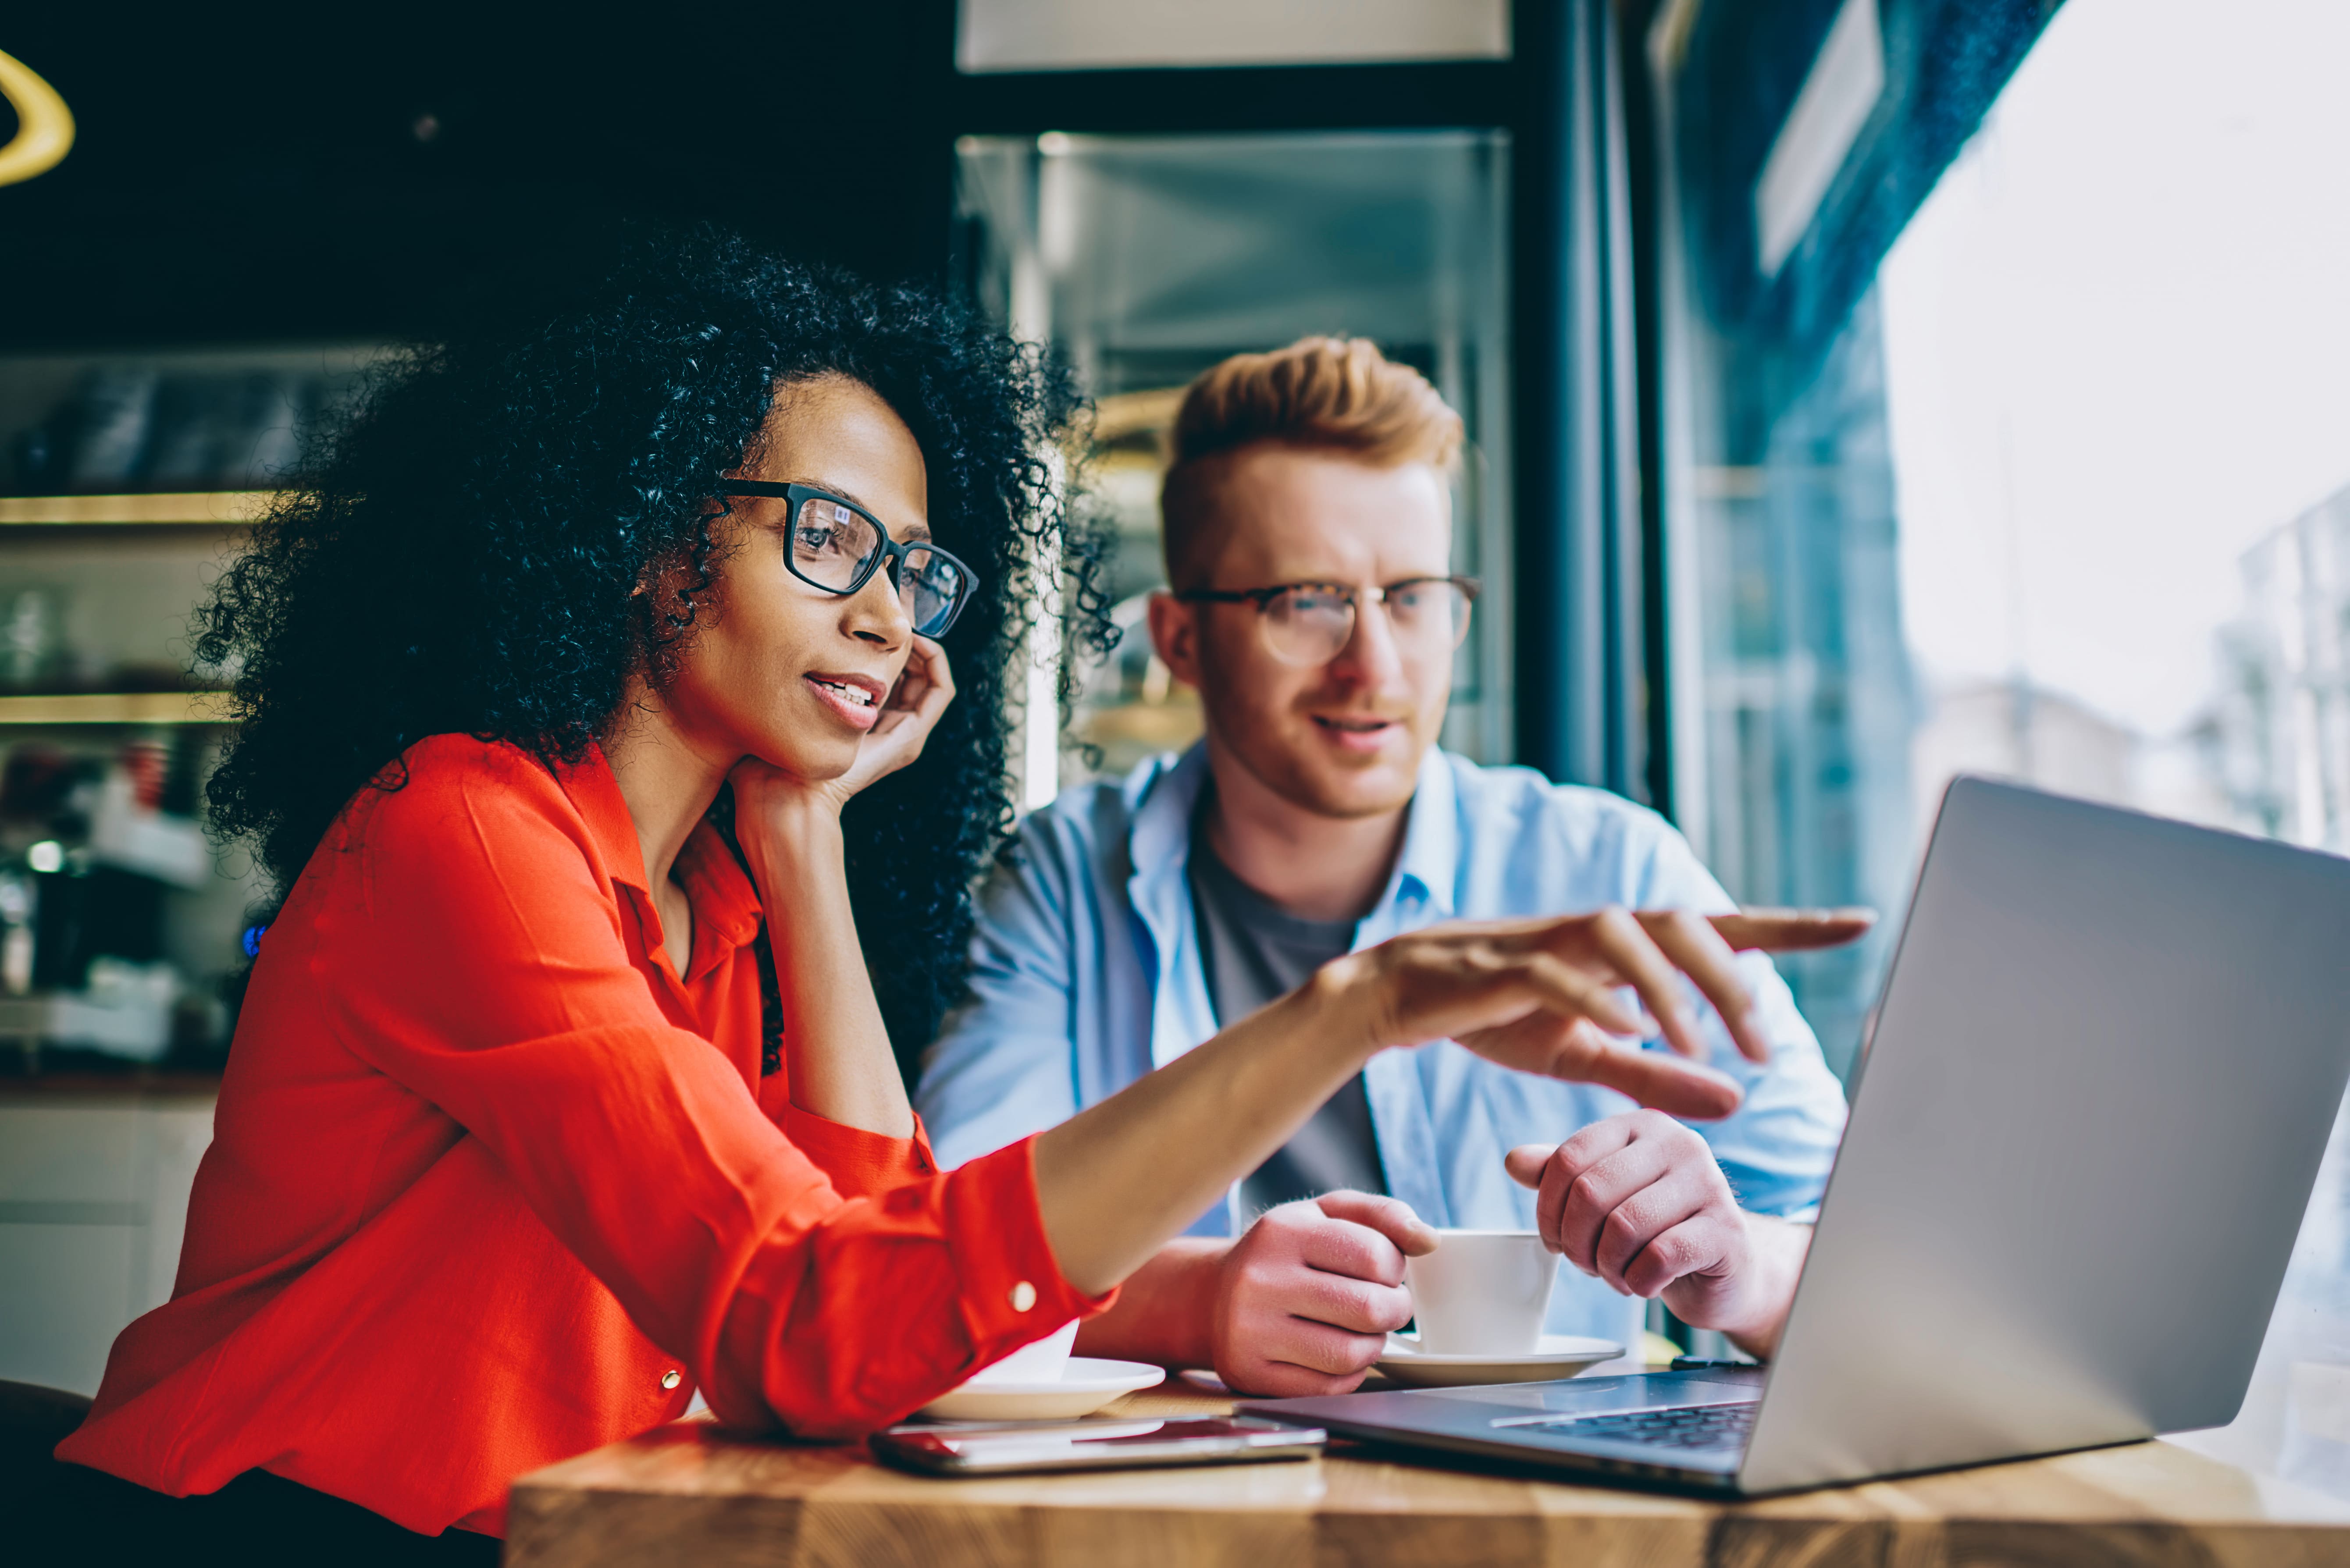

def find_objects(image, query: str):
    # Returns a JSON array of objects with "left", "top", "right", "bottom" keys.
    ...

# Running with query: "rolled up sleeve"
[
  {"left": 713, "top": 1134, "right": 1104, "bottom": 1436},
  {"left": 775, "top": 1097, "right": 940, "bottom": 1196}
]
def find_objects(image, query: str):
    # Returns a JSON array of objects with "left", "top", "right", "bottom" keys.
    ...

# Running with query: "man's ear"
[{"left": 1145, "top": 590, "right": 1204, "bottom": 690}]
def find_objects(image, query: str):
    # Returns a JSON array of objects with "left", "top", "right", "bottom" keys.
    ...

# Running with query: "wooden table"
[{"left": 505, "top": 1380, "right": 2350, "bottom": 1567}]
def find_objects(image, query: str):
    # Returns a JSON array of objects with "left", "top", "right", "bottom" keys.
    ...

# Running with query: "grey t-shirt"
[{"left": 1187, "top": 833, "right": 1387, "bottom": 1216}]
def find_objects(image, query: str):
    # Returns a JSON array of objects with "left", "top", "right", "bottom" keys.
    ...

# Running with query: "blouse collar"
[{"left": 555, "top": 743, "right": 764, "bottom": 973}]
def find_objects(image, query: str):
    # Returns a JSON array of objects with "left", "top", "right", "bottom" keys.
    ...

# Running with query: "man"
[{"left": 918, "top": 338, "right": 1848, "bottom": 1396}]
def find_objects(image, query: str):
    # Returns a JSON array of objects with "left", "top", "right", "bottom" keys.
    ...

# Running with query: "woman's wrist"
[
  {"left": 1293, "top": 953, "right": 1394, "bottom": 1073},
  {"left": 737, "top": 793, "right": 848, "bottom": 892}
]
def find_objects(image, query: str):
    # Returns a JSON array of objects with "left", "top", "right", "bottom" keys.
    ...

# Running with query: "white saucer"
[
  {"left": 1373, "top": 1333, "right": 1624, "bottom": 1387},
  {"left": 918, "top": 1358, "right": 1167, "bottom": 1422}
]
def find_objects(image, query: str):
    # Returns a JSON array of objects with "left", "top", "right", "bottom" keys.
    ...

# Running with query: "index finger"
[
  {"left": 910, "top": 634, "right": 954, "bottom": 696},
  {"left": 1640, "top": 910, "right": 1769, "bottom": 1064},
  {"left": 1709, "top": 908, "right": 1874, "bottom": 952},
  {"left": 1504, "top": 1143, "right": 1558, "bottom": 1189},
  {"left": 1506, "top": 1121, "right": 1641, "bottom": 1255},
  {"left": 1528, "top": 1018, "right": 1743, "bottom": 1118},
  {"left": 1314, "top": 1191, "right": 1438, "bottom": 1259},
  {"left": 1296, "top": 1214, "right": 1412, "bottom": 1286},
  {"left": 1576, "top": 909, "right": 1706, "bottom": 1060},
  {"left": 893, "top": 636, "right": 955, "bottom": 721}
]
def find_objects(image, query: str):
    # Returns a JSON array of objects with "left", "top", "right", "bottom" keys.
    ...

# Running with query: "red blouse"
[{"left": 58, "top": 735, "right": 1104, "bottom": 1536}]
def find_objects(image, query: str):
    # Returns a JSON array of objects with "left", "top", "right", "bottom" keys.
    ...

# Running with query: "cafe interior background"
[{"left": 5, "top": 0, "right": 2350, "bottom": 1497}]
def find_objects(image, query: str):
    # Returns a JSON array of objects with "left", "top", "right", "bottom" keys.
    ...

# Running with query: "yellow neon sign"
[{"left": 0, "top": 50, "right": 75, "bottom": 188}]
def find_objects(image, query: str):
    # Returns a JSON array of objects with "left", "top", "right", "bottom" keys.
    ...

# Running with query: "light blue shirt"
[{"left": 916, "top": 744, "right": 1848, "bottom": 1348}]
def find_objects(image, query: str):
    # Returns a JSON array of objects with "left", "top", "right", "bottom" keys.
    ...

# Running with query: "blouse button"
[
  {"left": 1009, "top": 1281, "right": 1037, "bottom": 1313},
  {"left": 660, "top": 1369, "right": 682, "bottom": 1390}
]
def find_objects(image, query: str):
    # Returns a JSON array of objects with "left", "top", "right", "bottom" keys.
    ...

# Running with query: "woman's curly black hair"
[{"left": 194, "top": 226, "right": 1110, "bottom": 1077}]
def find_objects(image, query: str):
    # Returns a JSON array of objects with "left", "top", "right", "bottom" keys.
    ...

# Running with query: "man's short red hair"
[{"left": 1159, "top": 336, "right": 1463, "bottom": 588}]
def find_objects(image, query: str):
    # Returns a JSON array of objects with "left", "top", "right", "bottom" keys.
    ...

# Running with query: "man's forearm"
[{"left": 1071, "top": 1237, "right": 1226, "bottom": 1369}]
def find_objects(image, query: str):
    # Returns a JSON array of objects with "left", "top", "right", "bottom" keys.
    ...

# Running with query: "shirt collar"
[
  {"left": 1127, "top": 745, "right": 1212, "bottom": 881},
  {"left": 1389, "top": 745, "right": 1460, "bottom": 919},
  {"left": 1127, "top": 741, "right": 1461, "bottom": 920},
  {"left": 553, "top": 743, "right": 763, "bottom": 962},
  {"left": 673, "top": 822, "right": 763, "bottom": 960}
]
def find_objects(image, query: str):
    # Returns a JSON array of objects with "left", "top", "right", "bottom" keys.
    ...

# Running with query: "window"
[{"left": 1654, "top": 0, "right": 2350, "bottom": 1486}]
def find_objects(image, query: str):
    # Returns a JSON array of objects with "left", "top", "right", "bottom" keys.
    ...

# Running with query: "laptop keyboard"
[{"left": 1538, "top": 1401, "right": 1759, "bottom": 1451}]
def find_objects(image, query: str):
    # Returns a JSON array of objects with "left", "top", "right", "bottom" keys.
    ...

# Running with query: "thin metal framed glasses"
[
  {"left": 1176, "top": 577, "right": 1480, "bottom": 668},
  {"left": 713, "top": 481, "right": 979, "bottom": 638}
]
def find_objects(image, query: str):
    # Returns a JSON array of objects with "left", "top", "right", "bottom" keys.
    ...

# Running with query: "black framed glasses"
[
  {"left": 713, "top": 481, "right": 979, "bottom": 638},
  {"left": 1176, "top": 576, "right": 1481, "bottom": 668}
]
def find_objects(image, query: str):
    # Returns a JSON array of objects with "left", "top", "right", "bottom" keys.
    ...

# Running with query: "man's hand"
[
  {"left": 1506, "top": 1111, "right": 1809, "bottom": 1358},
  {"left": 1210, "top": 1191, "right": 1436, "bottom": 1397}
]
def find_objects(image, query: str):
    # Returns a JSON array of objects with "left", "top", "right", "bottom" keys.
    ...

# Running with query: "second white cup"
[{"left": 1405, "top": 1230, "right": 1560, "bottom": 1354}]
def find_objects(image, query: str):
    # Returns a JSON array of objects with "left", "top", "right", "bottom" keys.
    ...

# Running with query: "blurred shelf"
[
  {"left": 0, "top": 691, "right": 231, "bottom": 725},
  {"left": 0, "top": 492, "right": 275, "bottom": 526},
  {"left": 0, "top": 1069, "right": 221, "bottom": 1099},
  {"left": 1092, "top": 388, "right": 1185, "bottom": 444}
]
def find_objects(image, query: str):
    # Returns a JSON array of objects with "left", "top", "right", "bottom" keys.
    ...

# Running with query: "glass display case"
[
  {"left": 954, "top": 130, "right": 1512, "bottom": 793},
  {"left": 0, "top": 345, "right": 375, "bottom": 1070}
]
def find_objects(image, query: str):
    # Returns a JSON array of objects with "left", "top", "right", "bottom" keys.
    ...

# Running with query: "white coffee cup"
[
  {"left": 965, "top": 1318, "right": 1080, "bottom": 1385},
  {"left": 1405, "top": 1230, "right": 1560, "bottom": 1354}
]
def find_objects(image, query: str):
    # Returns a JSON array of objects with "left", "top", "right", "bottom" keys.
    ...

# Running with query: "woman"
[{"left": 52, "top": 231, "right": 1857, "bottom": 1558}]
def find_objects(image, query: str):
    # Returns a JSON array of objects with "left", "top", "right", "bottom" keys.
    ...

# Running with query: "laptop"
[{"left": 1239, "top": 776, "right": 2350, "bottom": 1495}]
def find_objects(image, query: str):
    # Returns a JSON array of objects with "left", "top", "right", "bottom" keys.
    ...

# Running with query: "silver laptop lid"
[{"left": 1740, "top": 776, "right": 2350, "bottom": 1493}]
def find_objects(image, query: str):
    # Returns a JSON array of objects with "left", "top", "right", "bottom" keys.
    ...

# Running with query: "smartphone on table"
[{"left": 871, "top": 1415, "right": 1325, "bottom": 1477}]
